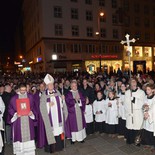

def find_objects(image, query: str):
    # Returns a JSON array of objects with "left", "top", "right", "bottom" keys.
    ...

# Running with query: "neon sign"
[{"left": 91, "top": 55, "right": 118, "bottom": 59}]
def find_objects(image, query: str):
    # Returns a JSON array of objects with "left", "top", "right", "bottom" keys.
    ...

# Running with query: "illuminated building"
[{"left": 22, "top": 0, "right": 155, "bottom": 73}]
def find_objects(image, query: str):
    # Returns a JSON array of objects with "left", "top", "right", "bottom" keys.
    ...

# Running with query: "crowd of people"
[{"left": 0, "top": 71, "right": 155, "bottom": 154}]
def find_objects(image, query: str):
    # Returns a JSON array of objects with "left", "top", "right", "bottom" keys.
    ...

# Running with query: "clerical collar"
[
  {"left": 132, "top": 88, "right": 138, "bottom": 92},
  {"left": 70, "top": 90, "right": 78, "bottom": 93},
  {"left": 18, "top": 92, "right": 27, "bottom": 95},
  {"left": 147, "top": 94, "right": 154, "bottom": 99},
  {"left": 97, "top": 98, "right": 103, "bottom": 101},
  {"left": 109, "top": 97, "right": 115, "bottom": 101},
  {"left": 48, "top": 90, "right": 55, "bottom": 95}
]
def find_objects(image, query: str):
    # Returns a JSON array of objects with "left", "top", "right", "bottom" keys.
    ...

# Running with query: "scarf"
[
  {"left": 18, "top": 93, "right": 30, "bottom": 142},
  {"left": 40, "top": 91, "right": 56, "bottom": 145},
  {"left": 71, "top": 90, "right": 83, "bottom": 131}
]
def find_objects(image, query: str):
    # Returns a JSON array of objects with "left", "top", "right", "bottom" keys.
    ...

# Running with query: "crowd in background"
[{"left": 0, "top": 70, "right": 155, "bottom": 154}]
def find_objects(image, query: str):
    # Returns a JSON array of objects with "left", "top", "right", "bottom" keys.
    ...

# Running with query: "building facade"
[{"left": 22, "top": 0, "right": 155, "bottom": 73}]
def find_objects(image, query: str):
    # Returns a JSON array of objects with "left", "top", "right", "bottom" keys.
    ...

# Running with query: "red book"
[{"left": 16, "top": 98, "right": 30, "bottom": 116}]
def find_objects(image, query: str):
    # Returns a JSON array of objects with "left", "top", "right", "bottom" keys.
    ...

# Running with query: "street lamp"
[
  {"left": 96, "top": 11, "right": 104, "bottom": 72},
  {"left": 19, "top": 55, "right": 23, "bottom": 59}
]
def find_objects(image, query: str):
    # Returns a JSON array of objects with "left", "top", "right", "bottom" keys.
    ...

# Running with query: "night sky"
[{"left": 0, "top": 0, "right": 22, "bottom": 63}]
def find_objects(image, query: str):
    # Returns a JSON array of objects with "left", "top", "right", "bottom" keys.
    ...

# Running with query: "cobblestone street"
[{"left": 5, "top": 134, "right": 155, "bottom": 155}]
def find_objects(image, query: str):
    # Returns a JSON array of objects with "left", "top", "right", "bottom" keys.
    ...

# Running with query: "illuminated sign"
[
  {"left": 52, "top": 54, "right": 57, "bottom": 60},
  {"left": 14, "top": 61, "right": 21, "bottom": 65},
  {"left": 29, "top": 61, "right": 33, "bottom": 64},
  {"left": 37, "top": 57, "right": 42, "bottom": 62},
  {"left": 18, "top": 65, "right": 23, "bottom": 67},
  {"left": 91, "top": 55, "right": 118, "bottom": 59}
]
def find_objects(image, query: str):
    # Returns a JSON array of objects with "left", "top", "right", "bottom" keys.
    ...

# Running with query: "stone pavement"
[{"left": 5, "top": 134, "right": 155, "bottom": 155}]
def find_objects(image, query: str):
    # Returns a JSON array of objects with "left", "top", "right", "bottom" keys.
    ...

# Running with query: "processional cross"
[
  {"left": 121, "top": 34, "right": 136, "bottom": 124},
  {"left": 121, "top": 34, "right": 136, "bottom": 79}
]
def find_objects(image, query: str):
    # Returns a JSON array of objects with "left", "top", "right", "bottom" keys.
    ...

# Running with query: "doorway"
[{"left": 133, "top": 61, "right": 146, "bottom": 74}]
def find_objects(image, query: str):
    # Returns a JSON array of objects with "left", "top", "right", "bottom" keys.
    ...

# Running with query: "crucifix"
[
  {"left": 121, "top": 34, "right": 136, "bottom": 79},
  {"left": 121, "top": 34, "right": 136, "bottom": 124}
]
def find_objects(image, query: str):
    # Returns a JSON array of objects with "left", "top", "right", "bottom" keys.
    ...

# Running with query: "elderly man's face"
[
  {"left": 47, "top": 83, "right": 54, "bottom": 91},
  {"left": 71, "top": 83, "right": 77, "bottom": 91}
]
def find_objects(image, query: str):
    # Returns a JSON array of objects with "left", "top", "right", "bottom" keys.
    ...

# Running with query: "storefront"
[
  {"left": 85, "top": 54, "right": 122, "bottom": 74},
  {"left": 123, "top": 46, "right": 153, "bottom": 73}
]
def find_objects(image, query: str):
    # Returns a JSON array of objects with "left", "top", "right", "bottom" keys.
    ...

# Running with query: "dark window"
[
  {"left": 124, "top": 16, "right": 130, "bottom": 26},
  {"left": 112, "top": 0, "right": 117, "bottom": 8},
  {"left": 55, "top": 24, "right": 63, "bottom": 36},
  {"left": 134, "top": 3, "right": 140, "bottom": 13},
  {"left": 71, "top": 44, "right": 82, "bottom": 53},
  {"left": 85, "top": 0, "right": 92, "bottom": 5},
  {"left": 72, "top": 25, "right": 79, "bottom": 36},
  {"left": 135, "top": 32, "right": 140, "bottom": 39},
  {"left": 99, "top": 0, "right": 105, "bottom": 6},
  {"left": 54, "top": 6, "right": 62, "bottom": 18},
  {"left": 112, "top": 14, "right": 118, "bottom": 24},
  {"left": 144, "top": 18, "right": 150, "bottom": 27},
  {"left": 123, "top": 0, "right": 129, "bottom": 11},
  {"left": 71, "top": 8, "right": 78, "bottom": 19},
  {"left": 86, "top": 10, "right": 93, "bottom": 21},
  {"left": 71, "top": 0, "right": 77, "bottom": 2},
  {"left": 113, "top": 29, "right": 119, "bottom": 39},
  {"left": 100, "top": 16, "right": 106, "bottom": 22},
  {"left": 134, "top": 17, "right": 140, "bottom": 26},
  {"left": 153, "top": 6, "right": 155, "bottom": 16},
  {"left": 86, "top": 44, "right": 95, "bottom": 53},
  {"left": 86, "top": 27, "right": 93, "bottom": 37},
  {"left": 144, "top": 5, "right": 149, "bottom": 14},
  {"left": 53, "top": 44, "right": 66, "bottom": 53},
  {"left": 100, "top": 28, "right": 106, "bottom": 38},
  {"left": 145, "top": 33, "right": 150, "bottom": 41}
]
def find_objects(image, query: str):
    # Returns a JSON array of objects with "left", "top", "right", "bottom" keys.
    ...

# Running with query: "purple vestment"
[
  {"left": 7, "top": 93, "right": 36, "bottom": 142},
  {"left": 65, "top": 91, "right": 86, "bottom": 138},
  {"left": 37, "top": 89, "right": 63, "bottom": 148}
]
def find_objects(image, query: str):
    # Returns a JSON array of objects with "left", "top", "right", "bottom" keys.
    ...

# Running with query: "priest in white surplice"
[{"left": 124, "top": 78, "right": 145, "bottom": 144}]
